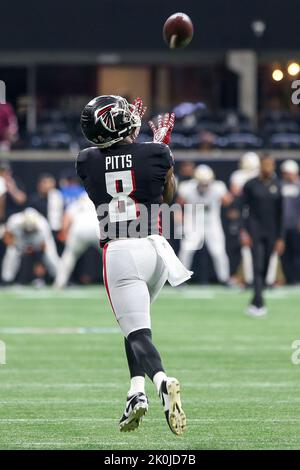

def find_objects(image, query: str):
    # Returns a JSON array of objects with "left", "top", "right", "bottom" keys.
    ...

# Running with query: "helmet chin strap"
[{"left": 116, "top": 126, "right": 140, "bottom": 145}]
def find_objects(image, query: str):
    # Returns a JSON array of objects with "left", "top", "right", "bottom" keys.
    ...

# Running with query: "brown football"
[{"left": 163, "top": 12, "right": 194, "bottom": 49}]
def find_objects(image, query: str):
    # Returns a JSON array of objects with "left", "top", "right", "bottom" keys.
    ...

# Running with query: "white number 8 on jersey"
[{"left": 105, "top": 170, "right": 138, "bottom": 222}]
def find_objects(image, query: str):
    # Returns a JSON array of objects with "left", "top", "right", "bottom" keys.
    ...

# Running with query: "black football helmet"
[{"left": 80, "top": 95, "right": 141, "bottom": 148}]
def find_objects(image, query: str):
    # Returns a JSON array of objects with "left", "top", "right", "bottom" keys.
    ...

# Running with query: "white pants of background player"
[
  {"left": 178, "top": 218, "right": 230, "bottom": 283},
  {"left": 242, "top": 246, "right": 278, "bottom": 286},
  {"left": 103, "top": 238, "right": 169, "bottom": 338},
  {"left": 55, "top": 219, "right": 99, "bottom": 288},
  {"left": 2, "top": 233, "right": 58, "bottom": 283}
]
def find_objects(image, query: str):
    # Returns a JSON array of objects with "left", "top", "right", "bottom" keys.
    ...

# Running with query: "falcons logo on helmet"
[{"left": 94, "top": 104, "right": 118, "bottom": 132}]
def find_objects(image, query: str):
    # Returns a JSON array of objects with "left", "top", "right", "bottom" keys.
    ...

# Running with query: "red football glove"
[
  {"left": 131, "top": 97, "right": 147, "bottom": 120},
  {"left": 148, "top": 113, "right": 175, "bottom": 145}
]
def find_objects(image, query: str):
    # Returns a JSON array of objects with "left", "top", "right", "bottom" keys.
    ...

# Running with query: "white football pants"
[
  {"left": 55, "top": 221, "right": 99, "bottom": 288},
  {"left": 178, "top": 219, "right": 230, "bottom": 283},
  {"left": 242, "top": 246, "right": 278, "bottom": 286},
  {"left": 103, "top": 238, "right": 168, "bottom": 338},
  {"left": 2, "top": 237, "right": 58, "bottom": 282}
]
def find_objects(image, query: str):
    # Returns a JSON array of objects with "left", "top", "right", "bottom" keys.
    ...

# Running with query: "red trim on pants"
[{"left": 102, "top": 243, "right": 117, "bottom": 318}]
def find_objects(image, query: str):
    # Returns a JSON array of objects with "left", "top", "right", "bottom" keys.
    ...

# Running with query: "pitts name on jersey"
[
  {"left": 75, "top": 142, "right": 174, "bottom": 246},
  {"left": 105, "top": 154, "right": 132, "bottom": 170}
]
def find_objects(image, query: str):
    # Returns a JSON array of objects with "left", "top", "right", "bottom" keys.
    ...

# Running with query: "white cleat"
[
  {"left": 119, "top": 392, "right": 148, "bottom": 432},
  {"left": 246, "top": 304, "right": 268, "bottom": 317},
  {"left": 159, "top": 377, "right": 186, "bottom": 435}
]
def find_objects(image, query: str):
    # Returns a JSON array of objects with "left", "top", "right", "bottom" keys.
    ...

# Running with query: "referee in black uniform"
[{"left": 241, "top": 154, "right": 285, "bottom": 316}]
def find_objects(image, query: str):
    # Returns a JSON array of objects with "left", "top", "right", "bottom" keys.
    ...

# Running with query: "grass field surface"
[{"left": 0, "top": 286, "right": 300, "bottom": 450}]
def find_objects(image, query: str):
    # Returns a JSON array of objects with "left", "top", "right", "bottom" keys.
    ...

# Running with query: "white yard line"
[{"left": 0, "top": 327, "right": 119, "bottom": 334}]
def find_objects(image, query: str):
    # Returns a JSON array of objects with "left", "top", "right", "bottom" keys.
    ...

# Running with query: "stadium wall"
[{"left": 3, "top": 150, "right": 299, "bottom": 192}]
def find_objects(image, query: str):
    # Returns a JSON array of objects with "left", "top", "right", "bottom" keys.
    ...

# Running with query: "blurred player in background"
[
  {"left": 28, "top": 173, "right": 64, "bottom": 236},
  {"left": 176, "top": 161, "right": 196, "bottom": 182},
  {"left": 280, "top": 160, "right": 300, "bottom": 284},
  {"left": 1, "top": 208, "right": 59, "bottom": 284},
  {"left": 228, "top": 152, "right": 260, "bottom": 285},
  {"left": 54, "top": 193, "right": 99, "bottom": 288},
  {"left": 230, "top": 152, "right": 260, "bottom": 196},
  {"left": 77, "top": 95, "right": 190, "bottom": 435},
  {"left": 59, "top": 169, "right": 85, "bottom": 208},
  {"left": 241, "top": 154, "right": 285, "bottom": 316},
  {"left": 177, "top": 164, "right": 232, "bottom": 284}
]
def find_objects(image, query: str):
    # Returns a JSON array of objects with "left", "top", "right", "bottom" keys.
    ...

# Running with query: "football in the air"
[{"left": 163, "top": 12, "right": 194, "bottom": 49}]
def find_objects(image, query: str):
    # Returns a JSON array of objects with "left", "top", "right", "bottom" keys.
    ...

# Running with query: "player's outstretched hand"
[
  {"left": 148, "top": 112, "right": 175, "bottom": 145},
  {"left": 132, "top": 97, "right": 147, "bottom": 119}
]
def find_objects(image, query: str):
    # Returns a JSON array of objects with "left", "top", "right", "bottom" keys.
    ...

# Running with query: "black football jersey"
[{"left": 76, "top": 142, "right": 174, "bottom": 246}]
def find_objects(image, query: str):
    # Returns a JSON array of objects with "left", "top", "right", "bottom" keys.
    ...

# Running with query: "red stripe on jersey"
[
  {"left": 102, "top": 244, "right": 117, "bottom": 319},
  {"left": 115, "top": 179, "right": 123, "bottom": 193}
]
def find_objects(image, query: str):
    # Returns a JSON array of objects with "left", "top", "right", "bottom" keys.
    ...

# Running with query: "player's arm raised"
[
  {"left": 149, "top": 112, "right": 175, "bottom": 145},
  {"left": 149, "top": 112, "right": 176, "bottom": 204}
]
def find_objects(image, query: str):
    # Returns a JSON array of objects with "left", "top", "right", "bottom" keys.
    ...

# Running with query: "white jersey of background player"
[
  {"left": 178, "top": 164, "right": 231, "bottom": 283},
  {"left": 1, "top": 208, "right": 59, "bottom": 283},
  {"left": 230, "top": 152, "right": 260, "bottom": 196},
  {"left": 54, "top": 193, "right": 99, "bottom": 288}
]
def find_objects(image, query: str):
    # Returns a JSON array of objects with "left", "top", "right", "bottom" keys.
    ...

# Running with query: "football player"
[
  {"left": 1, "top": 208, "right": 59, "bottom": 283},
  {"left": 76, "top": 95, "right": 191, "bottom": 435},
  {"left": 241, "top": 154, "right": 285, "bottom": 316},
  {"left": 54, "top": 193, "right": 99, "bottom": 289},
  {"left": 229, "top": 152, "right": 260, "bottom": 285},
  {"left": 230, "top": 152, "right": 260, "bottom": 197},
  {"left": 229, "top": 152, "right": 279, "bottom": 288},
  {"left": 177, "top": 164, "right": 232, "bottom": 284}
]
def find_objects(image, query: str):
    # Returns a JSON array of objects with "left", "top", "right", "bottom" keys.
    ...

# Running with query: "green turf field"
[{"left": 0, "top": 285, "right": 300, "bottom": 450}]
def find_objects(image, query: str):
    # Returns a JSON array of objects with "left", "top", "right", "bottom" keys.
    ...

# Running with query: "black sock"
[
  {"left": 127, "top": 328, "right": 165, "bottom": 381},
  {"left": 124, "top": 337, "right": 145, "bottom": 379}
]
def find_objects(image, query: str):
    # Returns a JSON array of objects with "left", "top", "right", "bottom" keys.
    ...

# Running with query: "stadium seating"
[{"left": 10, "top": 107, "right": 300, "bottom": 150}]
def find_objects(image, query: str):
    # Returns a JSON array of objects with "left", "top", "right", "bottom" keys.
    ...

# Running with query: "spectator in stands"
[
  {"left": 0, "top": 160, "right": 27, "bottom": 222},
  {"left": 0, "top": 160, "right": 27, "bottom": 281},
  {"left": 199, "top": 130, "right": 216, "bottom": 150},
  {"left": 28, "top": 173, "right": 64, "bottom": 235},
  {"left": 0, "top": 103, "right": 18, "bottom": 152},
  {"left": 280, "top": 160, "right": 300, "bottom": 284}
]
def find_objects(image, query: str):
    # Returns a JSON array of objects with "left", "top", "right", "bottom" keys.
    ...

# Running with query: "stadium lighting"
[
  {"left": 272, "top": 69, "right": 284, "bottom": 81},
  {"left": 287, "top": 62, "right": 300, "bottom": 77},
  {"left": 251, "top": 20, "right": 266, "bottom": 38}
]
